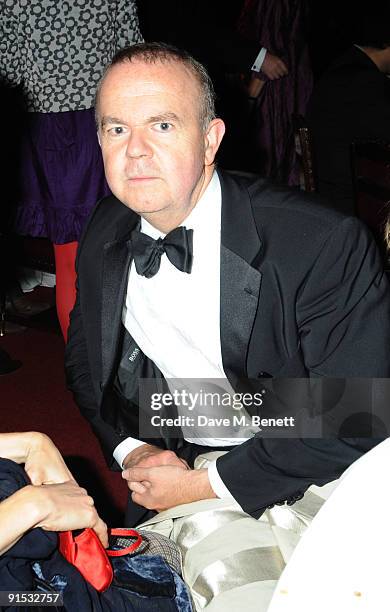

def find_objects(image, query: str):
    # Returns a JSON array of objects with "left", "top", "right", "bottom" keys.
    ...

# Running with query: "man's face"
[{"left": 97, "top": 59, "right": 224, "bottom": 229}]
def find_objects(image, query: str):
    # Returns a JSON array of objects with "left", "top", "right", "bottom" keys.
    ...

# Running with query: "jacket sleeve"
[
  {"left": 65, "top": 278, "right": 123, "bottom": 469},
  {"left": 298, "top": 216, "right": 390, "bottom": 377},
  {"left": 64, "top": 210, "right": 125, "bottom": 470},
  {"left": 217, "top": 218, "right": 390, "bottom": 516}
]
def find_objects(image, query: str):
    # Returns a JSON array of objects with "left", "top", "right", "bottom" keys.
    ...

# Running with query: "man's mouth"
[{"left": 126, "top": 176, "right": 158, "bottom": 182}]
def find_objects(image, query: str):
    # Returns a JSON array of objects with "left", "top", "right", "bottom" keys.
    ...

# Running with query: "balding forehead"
[
  {"left": 103, "top": 57, "right": 199, "bottom": 87},
  {"left": 96, "top": 58, "right": 203, "bottom": 121}
]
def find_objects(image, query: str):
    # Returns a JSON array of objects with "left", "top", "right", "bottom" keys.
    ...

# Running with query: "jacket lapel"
[
  {"left": 218, "top": 170, "right": 263, "bottom": 384},
  {"left": 100, "top": 171, "right": 264, "bottom": 388},
  {"left": 101, "top": 215, "right": 139, "bottom": 386}
]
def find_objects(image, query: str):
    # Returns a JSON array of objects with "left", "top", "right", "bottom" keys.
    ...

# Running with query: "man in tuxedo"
[
  {"left": 65, "top": 42, "right": 390, "bottom": 525},
  {"left": 306, "top": 17, "right": 390, "bottom": 214}
]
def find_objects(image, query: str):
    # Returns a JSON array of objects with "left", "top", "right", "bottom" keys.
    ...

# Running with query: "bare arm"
[
  {"left": 0, "top": 433, "right": 108, "bottom": 553},
  {"left": 0, "top": 431, "right": 74, "bottom": 484}
]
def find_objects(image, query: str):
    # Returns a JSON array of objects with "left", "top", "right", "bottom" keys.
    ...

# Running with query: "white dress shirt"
[{"left": 114, "top": 171, "right": 242, "bottom": 499}]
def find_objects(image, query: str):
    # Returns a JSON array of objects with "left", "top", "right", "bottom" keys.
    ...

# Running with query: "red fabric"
[
  {"left": 59, "top": 528, "right": 113, "bottom": 592},
  {"left": 53, "top": 241, "right": 78, "bottom": 341},
  {"left": 59, "top": 528, "right": 143, "bottom": 591}
]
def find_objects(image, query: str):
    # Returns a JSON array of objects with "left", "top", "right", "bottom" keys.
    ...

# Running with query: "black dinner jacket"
[
  {"left": 306, "top": 45, "right": 390, "bottom": 214},
  {"left": 65, "top": 169, "right": 390, "bottom": 516}
]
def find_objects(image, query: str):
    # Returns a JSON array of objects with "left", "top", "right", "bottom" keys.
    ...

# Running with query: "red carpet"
[{"left": 0, "top": 291, "right": 128, "bottom": 525}]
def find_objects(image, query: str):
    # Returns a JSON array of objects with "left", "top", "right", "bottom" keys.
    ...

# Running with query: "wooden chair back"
[{"left": 293, "top": 114, "right": 317, "bottom": 193}]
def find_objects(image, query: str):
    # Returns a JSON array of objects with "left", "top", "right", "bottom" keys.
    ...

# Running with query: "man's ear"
[
  {"left": 204, "top": 118, "right": 226, "bottom": 166},
  {"left": 97, "top": 130, "right": 102, "bottom": 147}
]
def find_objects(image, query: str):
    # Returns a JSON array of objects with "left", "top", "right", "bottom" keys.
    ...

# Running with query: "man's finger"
[
  {"left": 128, "top": 480, "right": 148, "bottom": 494},
  {"left": 122, "top": 467, "right": 150, "bottom": 482},
  {"left": 278, "top": 62, "right": 288, "bottom": 75},
  {"left": 131, "top": 490, "right": 153, "bottom": 509}
]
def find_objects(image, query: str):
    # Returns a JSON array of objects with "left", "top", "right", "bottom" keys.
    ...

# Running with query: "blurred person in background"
[
  {"left": 306, "top": 5, "right": 390, "bottom": 214},
  {"left": 0, "top": 1, "right": 143, "bottom": 339},
  {"left": 237, "top": 0, "right": 313, "bottom": 185}
]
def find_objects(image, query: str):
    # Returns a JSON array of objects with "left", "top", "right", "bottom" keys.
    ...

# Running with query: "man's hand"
[
  {"left": 261, "top": 53, "right": 288, "bottom": 80},
  {"left": 122, "top": 443, "right": 188, "bottom": 470},
  {"left": 122, "top": 466, "right": 216, "bottom": 511},
  {"left": 27, "top": 481, "right": 108, "bottom": 547}
]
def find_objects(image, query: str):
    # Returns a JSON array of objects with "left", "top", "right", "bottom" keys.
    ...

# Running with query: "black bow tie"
[{"left": 130, "top": 226, "right": 193, "bottom": 278}]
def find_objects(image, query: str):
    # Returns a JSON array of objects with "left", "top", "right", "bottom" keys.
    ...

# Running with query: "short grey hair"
[{"left": 95, "top": 42, "right": 216, "bottom": 131}]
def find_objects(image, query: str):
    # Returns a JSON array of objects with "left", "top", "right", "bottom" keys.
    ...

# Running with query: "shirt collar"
[{"left": 140, "top": 170, "right": 221, "bottom": 238}]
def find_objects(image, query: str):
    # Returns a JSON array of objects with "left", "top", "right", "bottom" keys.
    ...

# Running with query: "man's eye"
[
  {"left": 157, "top": 122, "right": 172, "bottom": 131},
  {"left": 108, "top": 126, "right": 124, "bottom": 135}
]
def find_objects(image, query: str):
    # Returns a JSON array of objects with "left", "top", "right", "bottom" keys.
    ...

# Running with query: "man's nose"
[{"left": 125, "top": 129, "right": 152, "bottom": 158}]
